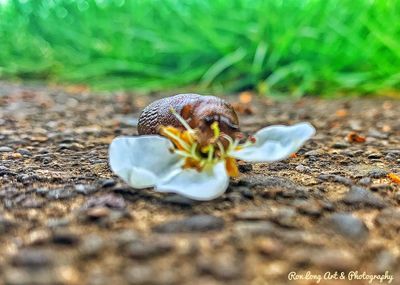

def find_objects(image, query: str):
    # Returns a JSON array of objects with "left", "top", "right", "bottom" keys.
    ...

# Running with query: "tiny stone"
[
  {"left": 318, "top": 174, "right": 353, "bottom": 186},
  {"left": 58, "top": 143, "right": 84, "bottom": 151},
  {"left": 114, "top": 229, "right": 140, "bottom": 247},
  {"left": 235, "top": 186, "right": 254, "bottom": 199},
  {"left": 370, "top": 183, "right": 392, "bottom": 192},
  {"left": 320, "top": 201, "right": 335, "bottom": 211},
  {"left": 51, "top": 230, "right": 80, "bottom": 245},
  {"left": 368, "top": 168, "right": 388, "bottom": 178},
  {"left": 124, "top": 266, "right": 179, "bottom": 285},
  {"left": 86, "top": 207, "right": 111, "bottom": 219},
  {"left": 358, "top": 177, "right": 371, "bottom": 186},
  {"left": 17, "top": 174, "right": 39, "bottom": 184},
  {"left": 268, "top": 162, "right": 288, "bottom": 171},
  {"left": 153, "top": 215, "right": 224, "bottom": 233},
  {"left": 46, "top": 188, "right": 76, "bottom": 200},
  {"left": 124, "top": 266, "right": 155, "bottom": 285},
  {"left": 4, "top": 268, "right": 62, "bottom": 285},
  {"left": 323, "top": 213, "right": 369, "bottom": 240},
  {"left": 368, "top": 153, "right": 382, "bottom": 159},
  {"left": 304, "top": 150, "right": 323, "bottom": 157},
  {"left": 12, "top": 249, "right": 53, "bottom": 268},
  {"left": 342, "top": 186, "right": 387, "bottom": 208},
  {"left": 385, "top": 152, "right": 399, "bottom": 161},
  {"left": 75, "top": 184, "right": 98, "bottom": 195},
  {"left": 197, "top": 253, "right": 242, "bottom": 280},
  {"left": 374, "top": 250, "right": 397, "bottom": 273},
  {"left": 331, "top": 142, "right": 350, "bottom": 149},
  {"left": 241, "top": 175, "right": 307, "bottom": 197},
  {"left": 234, "top": 221, "right": 276, "bottom": 237},
  {"left": 100, "top": 179, "right": 116, "bottom": 188},
  {"left": 295, "top": 164, "right": 311, "bottom": 173},
  {"left": 26, "top": 229, "right": 51, "bottom": 246},
  {"left": 125, "top": 238, "right": 174, "bottom": 259},
  {"left": 295, "top": 200, "right": 322, "bottom": 217},
  {"left": 311, "top": 249, "right": 358, "bottom": 271},
  {"left": 256, "top": 239, "right": 284, "bottom": 257},
  {"left": 271, "top": 207, "right": 298, "bottom": 228},
  {"left": 368, "top": 130, "right": 388, "bottom": 139},
  {"left": 84, "top": 193, "right": 126, "bottom": 209},
  {"left": 375, "top": 208, "right": 400, "bottom": 229},
  {"left": 38, "top": 148, "right": 49, "bottom": 154},
  {"left": 238, "top": 163, "right": 253, "bottom": 173},
  {"left": 20, "top": 197, "right": 43, "bottom": 208},
  {"left": 162, "top": 194, "right": 195, "bottom": 206},
  {"left": 17, "top": 149, "right": 32, "bottom": 156},
  {"left": 47, "top": 218, "right": 69, "bottom": 228},
  {"left": 0, "top": 146, "right": 13, "bottom": 152},
  {"left": 226, "top": 191, "right": 243, "bottom": 203},
  {"left": 235, "top": 209, "right": 269, "bottom": 221},
  {"left": 0, "top": 216, "right": 16, "bottom": 233},
  {"left": 9, "top": 152, "right": 22, "bottom": 159},
  {"left": 80, "top": 235, "right": 105, "bottom": 258}
]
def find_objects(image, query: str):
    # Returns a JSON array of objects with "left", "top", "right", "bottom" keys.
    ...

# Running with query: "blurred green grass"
[{"left": 0, "top": 0, "right": 399, "bottom": 97}]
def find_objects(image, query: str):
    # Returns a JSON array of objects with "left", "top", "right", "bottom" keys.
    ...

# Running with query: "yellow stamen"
[
  {"left": 211, "top": 121, "right": 220, "bottom": 139},
  {"left": 225, "top": 157, "right": 239, "bottom": 177},
  {"left": 160, "top": 126, "right": 192, "bottom": 151},
  {"left": 159, "top": 113, "right": 249, "bottom": 176},
  {"left": 183, "top": 157, "right": 202, "bottom": 171}
]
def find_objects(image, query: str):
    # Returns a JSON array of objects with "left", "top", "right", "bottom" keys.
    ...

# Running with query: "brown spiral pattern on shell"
[{"left": 137, "top": 93, "right": 239, "bottom": 136}]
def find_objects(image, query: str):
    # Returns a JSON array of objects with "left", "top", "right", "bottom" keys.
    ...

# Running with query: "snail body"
[{"left": 137, "top": 94, "right": 239, "bottom": 146}]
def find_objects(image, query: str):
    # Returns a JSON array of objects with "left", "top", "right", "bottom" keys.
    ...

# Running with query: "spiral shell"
[{"left": 137, "top": 94, "right": 239, "bottom": 138}]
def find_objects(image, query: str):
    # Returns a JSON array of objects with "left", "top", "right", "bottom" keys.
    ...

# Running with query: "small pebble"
[
  {"left": 318, "top": 174, "right": 353, "bottom": 186},
  {"left": 367, "top": 153, "right": 382, "bottom": 159},
  {"left": 197, "top": 253, "right": 242, "bottom": 280},
  {"left": 331, "top": 142, "right": 350, "bottom": 149},
  {"left": 342, "top": 186, "right": 387, "bottom": 208},
  {"left": 295, "top": 164, "right": 311, "bottom": 173},
  {"left": 17, "top": 149, "right": 32, "bottom": 156},
  {"left": 125, "top": 238, "right": 174, "bottom": 259},
  {"left": 162, "top": 194, "right": 195, "bottom": 206},
  {"left": 311, "top": 249, "right": 358, "bottom": 271},
  {"left": 153, "top": 215, "right": 224, "bottom": 233},
  {"left": 323, "top": 213, "right": 369, "bottom": 240},
  {"left": 234, "top": 221, "right": 276, "bottom": 237},
  {"left": 100, "top": 179, "right": 116, "bottom": 188},
  {"left": 79, "top": 235, "right": 105, "bottom": 258},
  {"left": 12, "top": 249, "right": 53, "bottom": 268},
  {"left": 368, "top": 168, "right": 388, "bottom": 178},
  {"left": 75, "top": 184, "right": 98, "bottom": 195},
  {"left": 51, "top": 230, "right": 80, "bottom": 245},
  {"left": 235, "top": 209, "right": 269, "bottom": 221},
  {"left": 0, "top": 146, "right": 13, "bottom": 152},
  {"left": 46, "top": 188, "right": 76, "bottom": 200},
  {"left": 84, "top": 193, "right": 126, "bottom": 209},
  {"left": 238, "top": 162, "right": 253, "bottom": 173},
  {"left": 370, "top": 183, "right": 392, "bottom": 192}
]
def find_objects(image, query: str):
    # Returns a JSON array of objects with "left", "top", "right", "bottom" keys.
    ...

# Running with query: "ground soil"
[{"left": 0, "top": 82, "right": 399, "bottom": 285}]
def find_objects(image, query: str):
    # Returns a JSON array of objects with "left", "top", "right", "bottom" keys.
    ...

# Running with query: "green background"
[{"left": 0, "top": 0, "right": 399, "bottom": 97}]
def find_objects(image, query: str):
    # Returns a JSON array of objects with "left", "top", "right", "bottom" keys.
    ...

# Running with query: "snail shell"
[{"left": 137, "top": 94, "right": 239, "bottom": 146}]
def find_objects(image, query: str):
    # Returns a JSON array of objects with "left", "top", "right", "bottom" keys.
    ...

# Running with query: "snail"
[{"left": 137, "top": 94, "right": 240, "bottom": 147}]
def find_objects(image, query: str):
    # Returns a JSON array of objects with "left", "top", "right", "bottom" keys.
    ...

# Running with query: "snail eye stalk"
[
  {"left": 203, "top": 115, "right": 215, "bottom": 125},
  {"left": 220, "top": 116, "right": 240, "bottom": 131}
]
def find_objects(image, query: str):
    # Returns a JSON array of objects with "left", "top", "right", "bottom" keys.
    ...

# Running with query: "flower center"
[{"left": 159, "top": 108, "right": 255, "bottom": 177}]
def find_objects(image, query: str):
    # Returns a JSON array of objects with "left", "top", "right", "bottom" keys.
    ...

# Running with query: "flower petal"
[
  {"left": 230, "top": 122, "right": 315, "bottom": 162},
  {"left": 109, "top": 136, "right": 182, "bottom": 188},
  {"left": 155, "top": 162, "right": 229, "bottom": 201}
]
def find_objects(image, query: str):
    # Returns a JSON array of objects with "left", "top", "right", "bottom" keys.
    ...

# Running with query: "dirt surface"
[{"left": 0, "top": 82, "right": 399, "bottom": 285}]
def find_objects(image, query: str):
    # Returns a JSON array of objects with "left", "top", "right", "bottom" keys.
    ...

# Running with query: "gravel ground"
[{"left": 0, "top": 82, "right": 399, "bottom": 285}]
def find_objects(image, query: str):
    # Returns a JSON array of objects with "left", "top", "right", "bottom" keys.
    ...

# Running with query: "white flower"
[{"left": 109, "top": 110, "right": 315, "bottom": 201}]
